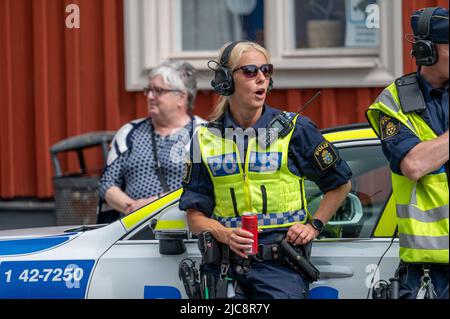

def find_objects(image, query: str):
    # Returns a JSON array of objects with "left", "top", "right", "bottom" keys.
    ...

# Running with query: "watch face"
[{"left": 312, "top": 219, "right": 324, "bottom": 231}]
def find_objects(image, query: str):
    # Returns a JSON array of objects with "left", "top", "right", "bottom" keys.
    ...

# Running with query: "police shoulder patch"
[
  {"left": 313, "top": 141, "right": 338, "bottom": 171},
  {"left": 379, "top": 115, "right": 400, "bottom": 140},
  {"left": 182, "top": 159, "right": 192, "bottom": 184}
]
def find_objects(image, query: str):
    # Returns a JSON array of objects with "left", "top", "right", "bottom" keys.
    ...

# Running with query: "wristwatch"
[{"left": 310, "top": 219, "right": 324, "bottom": 233}]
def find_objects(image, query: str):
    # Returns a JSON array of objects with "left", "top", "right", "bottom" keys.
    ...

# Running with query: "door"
[{"left": 87, "top": 205, "right": 200, "bottom": 299}]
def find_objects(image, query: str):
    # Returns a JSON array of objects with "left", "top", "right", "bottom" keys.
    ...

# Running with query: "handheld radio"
[{"left": 178, "top": 258, "right": 201, "bottom": 299}]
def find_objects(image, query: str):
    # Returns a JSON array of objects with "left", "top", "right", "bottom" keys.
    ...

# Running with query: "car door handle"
[{"left": 316, "top": 265, "right": 354, "bottom": 279}]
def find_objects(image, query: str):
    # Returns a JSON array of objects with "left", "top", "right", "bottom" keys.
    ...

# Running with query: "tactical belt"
[
  {"left": 230, "top": 243, "right": 288, "bottom": 263},
  {"left": 228, "top": 241, "right": 319, "bottom": 283},
  {"left": 229, "top": 242, "right": 310, "bottom": 263}
]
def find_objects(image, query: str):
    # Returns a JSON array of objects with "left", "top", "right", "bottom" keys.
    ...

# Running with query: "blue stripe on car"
[
  {"left": 0, "top": 236, "right": 72, "bottom": 256},
  {"left": 144, "top": 286, "right": 182, "bottom": 299}
]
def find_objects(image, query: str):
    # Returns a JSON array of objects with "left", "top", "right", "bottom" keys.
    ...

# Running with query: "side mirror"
[
  {"left": 328, "top": 193, "right": 363, "bottom": 226},
  {"left": 158, "top": 239, "right": 186, "bottom": 256},
  {"left": 153, "top": 205, "right": 190, "bottom": 255},
  {"left": 307, "top": 193, "right": 363, "bottom": 226}
]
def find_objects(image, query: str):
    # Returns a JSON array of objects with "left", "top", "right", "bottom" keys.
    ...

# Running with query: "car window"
[
  {"left": 128, "top": 216, "right": 158, "bottom": 240},
  {"left": 306, "top": 144, "right": 391, "bottom": 239},
  {"left": 127, "top": 204, "right": 189, "bottom": 241},
  {"left": 127, "top": 217, "right": 158, "bottom": 240}
]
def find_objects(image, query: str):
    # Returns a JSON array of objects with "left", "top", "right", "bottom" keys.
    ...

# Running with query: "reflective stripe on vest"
[
  {"left": 198, "top": 114, "right": 309, "bottom": 229},
  {"left": 396, "top": 205, "right": 449, "bottom": 223},
  {"left": 399, "top": 234, "right": 449, "bottom": 250},
  {"left": 366, "top": 82, "right": 449, "bottom": 264}
]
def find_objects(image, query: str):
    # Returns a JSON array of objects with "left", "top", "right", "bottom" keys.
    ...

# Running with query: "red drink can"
[{"left": 241, "top": 212, "right": 258, "bottom": 255}]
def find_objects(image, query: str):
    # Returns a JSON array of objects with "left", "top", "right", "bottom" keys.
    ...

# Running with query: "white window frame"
[{"left": 124, "top": 0, "right": 403, "bottom": 91}]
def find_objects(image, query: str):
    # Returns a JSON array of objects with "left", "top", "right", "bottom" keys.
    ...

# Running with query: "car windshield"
[
  {"left": 306, "top": 144, "right": 391, "bottom": 239},
  {"left": 63, "top": 225, "right": 107, "bottom": 233}
]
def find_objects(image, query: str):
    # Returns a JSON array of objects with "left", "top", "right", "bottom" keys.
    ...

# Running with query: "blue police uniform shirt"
[
  {"left": 379, "top": 73, "right": 449, "bottom": 174},
  {"left": 179, "top": 105, "right": 352, "bottom": 217}
]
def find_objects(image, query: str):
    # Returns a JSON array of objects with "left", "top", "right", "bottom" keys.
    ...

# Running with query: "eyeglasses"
[
  {"left": 232, "top": 64, "right": 274, "bottom": 79},
  {"left": 143, "top": 86, "right": 180, "bottom": 97}
]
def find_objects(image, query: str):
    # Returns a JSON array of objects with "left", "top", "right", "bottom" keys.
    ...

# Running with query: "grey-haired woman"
[{"left": 98, "top": 60, "right": 205, "bottom": 223}]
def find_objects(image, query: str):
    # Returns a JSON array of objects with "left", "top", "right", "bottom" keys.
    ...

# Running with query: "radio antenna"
[{"left": 296, "top": 91, "right": 321, "bottom": 115}]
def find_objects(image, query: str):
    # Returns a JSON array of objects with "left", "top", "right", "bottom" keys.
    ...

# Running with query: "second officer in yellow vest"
[
  {"left": 179, "top": 41, "right": 352, "bottom": 299},
  {"left": 366, "top": 7, "right": 449, "bottom": 299}
]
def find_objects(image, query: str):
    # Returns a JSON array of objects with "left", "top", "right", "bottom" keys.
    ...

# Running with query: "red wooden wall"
[{"left": 0, "top": 0, "right": 447, "bottom": 199}]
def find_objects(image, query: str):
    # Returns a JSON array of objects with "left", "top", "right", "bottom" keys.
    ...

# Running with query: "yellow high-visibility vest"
[
  {"left": 197, "top": 115, "right": 310, "bottom": 229},
  {"left": 367, "top": 82, "right": 449, "bottom": 264}
]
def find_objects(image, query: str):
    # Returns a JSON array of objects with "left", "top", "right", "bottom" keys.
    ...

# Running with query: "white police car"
[{"left": 0, "top": 124, "right": 399, "bottom": 299}]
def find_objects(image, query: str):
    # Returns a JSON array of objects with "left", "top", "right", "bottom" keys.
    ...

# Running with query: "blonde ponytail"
[{"left": 209, "top": 96, "right": 229, "bottom": 121}]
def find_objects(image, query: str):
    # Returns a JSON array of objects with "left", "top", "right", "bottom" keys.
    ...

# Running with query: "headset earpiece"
[
  {"left": 212, "top": 65, "right": 234, "bottom": 96},
  {"left": 412, "top": 40, "right": 437, "bottom": 66},
  {"left": 210, "top": 41, "right": 243, "bottom": 96},
  {"left": 413, "top": 7, "right": 439, "bottom": 66}
]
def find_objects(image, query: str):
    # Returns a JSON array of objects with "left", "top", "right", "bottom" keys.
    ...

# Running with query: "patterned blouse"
[{"left": 99, "top": 118, "right": 194, "bottom": 200}]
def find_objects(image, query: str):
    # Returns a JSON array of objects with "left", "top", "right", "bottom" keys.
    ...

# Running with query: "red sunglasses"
[{"left": 232, "top": 64, "right": 274, "bottom": 79}]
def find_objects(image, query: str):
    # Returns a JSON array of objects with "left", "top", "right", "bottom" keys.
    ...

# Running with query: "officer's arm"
[
  {"left": 287, "top": 181, "right": 351, "bottom": 245},
  {"left": 286, "top": 117, "right": 353, "bottom": 244},
  {"left": 312, "top": 181, "right": 351, "bottom": 226},
  {"left": 400, "top": 130, "right": 449, "bottom": 181},
  {"left": 186, "top": 209, "right": 229, "bottom": 242}
]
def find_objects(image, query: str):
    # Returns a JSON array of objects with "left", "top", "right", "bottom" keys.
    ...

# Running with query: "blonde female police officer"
[
  {"left": 366, "top": 7, "right": 448, "bottom": 299},
  {"left": 179, "top": 41, "right": 352, "bottom": 299}
]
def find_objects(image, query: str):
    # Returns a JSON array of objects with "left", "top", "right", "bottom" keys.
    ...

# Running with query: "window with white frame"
[
  {"left": 124, "top": 0, "right": 403, "bottom": 91},
  {"left": 180, "top": 0, "right": 265, "bottom": 51},
  {"left": 292, "top": 0, "right": 380, "bottom": 49}
]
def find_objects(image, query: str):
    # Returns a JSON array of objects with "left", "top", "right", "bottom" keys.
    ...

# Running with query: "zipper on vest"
[
  {"left": 230, "top": 188, "right": 239, "bottom": 217},
  {"left": 236, "top": 145, "right": 251, "bottom": 212},
  {"left": 261, "top": 185, "right": 267, "bottom": 215}
]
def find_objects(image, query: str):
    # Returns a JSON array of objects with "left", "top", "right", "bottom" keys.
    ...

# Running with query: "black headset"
[
  {"left": 412, "top": 7, "right": 439, "bottom": 66},
  {"left": 210, "top": 41, "right": 273, "bottom": 96}
]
